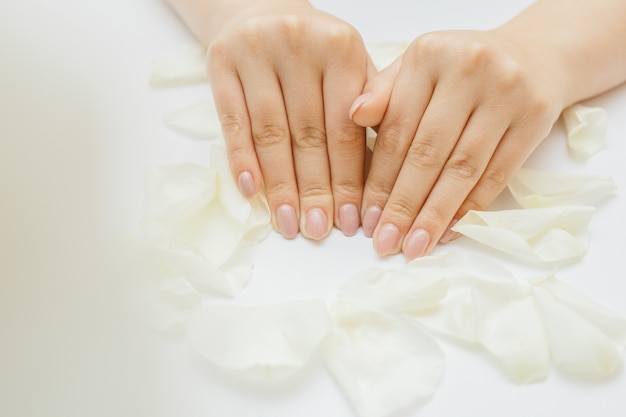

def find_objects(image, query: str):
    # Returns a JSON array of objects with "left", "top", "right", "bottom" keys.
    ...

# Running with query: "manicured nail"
[
  {"left": 404, "top": 228, "right": 431, "bottom": 260},
  {"left": 348, "top": 93, "right": 372, "bottom": 120},
  {"left": 338, "top": 204, "right": 360, "bottom": 237},
  {"left": 276, "top": 204, "right": 298, "bottom": 239},
  {"left": 237, "top": 171, "right": 255, "bottom": 199},
  {"left": 374, "top": 223, "right": 400, "bottom": 256},
  {"left": 362, "top": 206, "right": 382, "bottom": 238},
  {"left": 305, "top": 208, "right": 328, "bottom": 240}
]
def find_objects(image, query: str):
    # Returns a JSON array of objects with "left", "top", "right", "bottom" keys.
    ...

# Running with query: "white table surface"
[{"left": 2, "top": 1, "right": 625, "bottom": 416}]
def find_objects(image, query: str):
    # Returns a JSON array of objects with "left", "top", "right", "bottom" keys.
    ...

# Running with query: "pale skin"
[{"left": 167, "top": 0, "right": 626, "bottom": 259}]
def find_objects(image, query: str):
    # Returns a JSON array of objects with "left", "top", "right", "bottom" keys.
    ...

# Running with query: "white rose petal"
[
  {"left": 335, "top": 257, "right": 450, "bottom": 315},
  {"left": 562, "top": 104, "right": 607, "bottom": 157},
  {"left": 452, "top": 206, "right": 595, "bottom": 263},
  {"left": 157, "top": 246, "right": 252, "bottom": 297},
  {"left": 508, "top": 168, "right": 616, "bottom": 208},
  {"left": 163, "top": 100, "right": 222, "bottom": 140},
  {"left": 366, "top": 42, "right": 409, "bottom": 71},
  {"left": 323, "top": 302, "right": 445, "bottom": 417},
  {"left": 413, "top": 256, "right": 549, "bottom": 383},
  {"left": 187, "top": 300, "right": 330, "bottom": 381},
  {"left": 142, "top": 158, "right": 270, "bottom": 267},
  {"left": 149, "top": 43, "right": 208, "bottom": 87},
  {"left": 532, "top": 275, "right": 626, "bottom": 379},
  {"left": 471, "top": 280, "right": 550, "bottom": 384}
]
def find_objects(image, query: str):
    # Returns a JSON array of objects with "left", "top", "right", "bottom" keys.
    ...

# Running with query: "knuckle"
[
  {"left": 299, "top": 183, "right": 332, "bottom": 202},
  {"left": 365, "top": 176, "right": 393, "bottom": 202},
  {"left": 386, "top": 197, "right": 418, "bottom": 223},
  {"left": 376, "top": 125, "right": 409, "bottom": 156},
  {"left": 292, "top": 125, "right": 327, "bottom": 150},
  {"left": 265, "top": 179, "right": 296, "bottom": 200},
  {"left": 481, "top": 166, "right": 509, "bottom": 191},
  {"left": 332, "top": 124, "right": 364, "bottom": 148},
  {"left": 443, "top": 152, "right": 481, "bottom": 182},
  {"left": 220, "top": 112, "right": 246, "bottom": 137},
  {"left": 253, "top": 123, "right": 289, "bottom": 148},
  {"left": 420, "top": 204, "right": 449, "bottom": 227},
  {"left": 404, "top": 137, "right": 441, "bottom": 171}
]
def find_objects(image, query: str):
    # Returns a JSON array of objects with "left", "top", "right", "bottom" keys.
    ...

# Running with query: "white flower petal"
[
  {"left": 562, "top": 104, "right": 607, "bottom": 157},
  {"left": 323, "top": 302, "right": 445, "bottom": 417},
  {"left": 452, "top": 206, "right": 595, "bottom": 263},
  {"left": 142, "top": 160, "right": 270, "bottom": 267},
  {"left": 532, "top": 275, "right": 626, "bottom": 379},
  {"left": 163, "top": 100, "right": 221, "bottom": 140},
  {"left": 366, "top": 42, "right": 409, "bottom": 71},
  {"left": 158, "top": 246, "right": 252, "bottom": 297},
  {"left": 471, "top": 280, "right": 550, "bottom": 384},
  {"left": 187, "top": 300, "right": 330, "bottom": 380},
  {"left": 336, "top": 256, "right": 451, "bottom": 315},
  {"left": 508, "top": 168, "right": 617, "bottom": 208},
  {"left": 149, "top": 43, "right": 208, "bottom": 87}
]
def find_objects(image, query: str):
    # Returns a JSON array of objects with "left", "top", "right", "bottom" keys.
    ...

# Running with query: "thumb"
[{"left": 349, "top": 55, "right": 402, "bottom": 127}]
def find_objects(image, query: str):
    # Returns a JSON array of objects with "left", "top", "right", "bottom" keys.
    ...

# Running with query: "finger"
[
  {"left": 237, "top": 62, "right": 300, "bottom": 239},
  {"left": 451, "top": 122, "right": 549, "bottom": 231},
  {"left": 278, "top": 61, "right": 333, "bottom": 240},
  {"left": 360, "top": 54, "right": 435, "bottom": 238},
  {"left": 401, "top": 107, "right": 510, "bottom": 259},
  {"left": 349, "top": 56, "right": 402, "bottom": 127},
  {"left": 371, "top": 84, "right": 473, "bottom": 256},
  {"left": 207, "top": 42, "right": 261, "bottom": 200},
  {"left": 323, "top": 50, "right": 370, "bottom": 237}
]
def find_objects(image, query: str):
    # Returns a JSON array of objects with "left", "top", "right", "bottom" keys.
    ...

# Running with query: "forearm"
[
  {"left": 496, "top": 0, "right": 626, "bottom": 107},
  {"left": 165, "top": 0, "right": 313, "bottom": 45}
]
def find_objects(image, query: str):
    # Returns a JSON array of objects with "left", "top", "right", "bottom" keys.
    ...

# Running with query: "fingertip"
[
  {"left": 237, "top": 171, "right": 257, "bottom": 199},
  {"left": 303, "top": 207, "right": 330, "bottom": 241}
]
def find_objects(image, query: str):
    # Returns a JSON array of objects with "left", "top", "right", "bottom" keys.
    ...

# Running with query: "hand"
[
  {"left": 207, "top": 3, "right": 373, "bottom": 240},
  {"left": 350, "top": 29, "right": 566, "bottom": 259}
]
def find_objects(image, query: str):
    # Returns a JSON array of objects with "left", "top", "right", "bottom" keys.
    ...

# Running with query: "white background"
[{"left": 1, "top": 1, "right": 625, "bottom": 416}]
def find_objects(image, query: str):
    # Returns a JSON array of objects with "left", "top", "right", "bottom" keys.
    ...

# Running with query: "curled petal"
[
  {"left": 187, "top": 300, "right": 330, "bottom": 381},
  {"left": 508, "top": 168, "right": 616, "bottom": 208},
  {"left": 562, "top": 104, "right": 607, "bottom": 157},
  {"left": 452, "top": 206, "right": 595, "bottom": 263},
  {"left": 532, "top": 275, "right": 626, "bottom": 379}
]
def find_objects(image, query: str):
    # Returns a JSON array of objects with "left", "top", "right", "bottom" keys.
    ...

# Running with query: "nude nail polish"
[
  {"left": 374, "top": 223, "right": 400, "bottom": 256},
  {"left": 305, "top": 208, "right": 328, "bottom": 240},
  {"left": 362, "top": 206, "right": 382, "bottom": 238},
  {"left": 404, "top": 228, "right": 431, "bottom": 260},
  {"left": 276, "top": 204, "right": 298, "bottom": 239},
  {"left": 237, "top": 171, "right": 255, "bottom": 199},
  {"left": 339, "top": 204, "right": 360, "bottom": 237},
  {"left": 349, "top": 93, "right": 372, "bottom": 120}
]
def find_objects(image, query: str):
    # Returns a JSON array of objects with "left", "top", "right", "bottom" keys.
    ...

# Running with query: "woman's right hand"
[{"left": 207, "top": 1, "right": 374, "bottom": 239}]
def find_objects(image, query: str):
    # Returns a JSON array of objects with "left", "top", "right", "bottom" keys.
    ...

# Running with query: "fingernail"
[
  {"left": 440, "top": 219, "right": 460, "bottom": 243},
  {"left": 305, "top": 208, "right": 329, "bottom": 240},
  {"left": 362, "top": 206, "right": 382, "bottom": 238},
  {"left": 338, "top": 204, "right": 360, "bottom": 237},
  {"left": 374, "top": 223, "right": 400, "bottom": 256},
  {"left": 404, "top": 228, "right": 431, "bottom": 260},
  {"left": 237, "top": 171, "right": 256, "bottom": 199},
  {"left": 348, "top": 93, "right": 372, "bottom": 120},
  {"left": 276, "top": 204, "right": 298, "bottom": 239}
]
